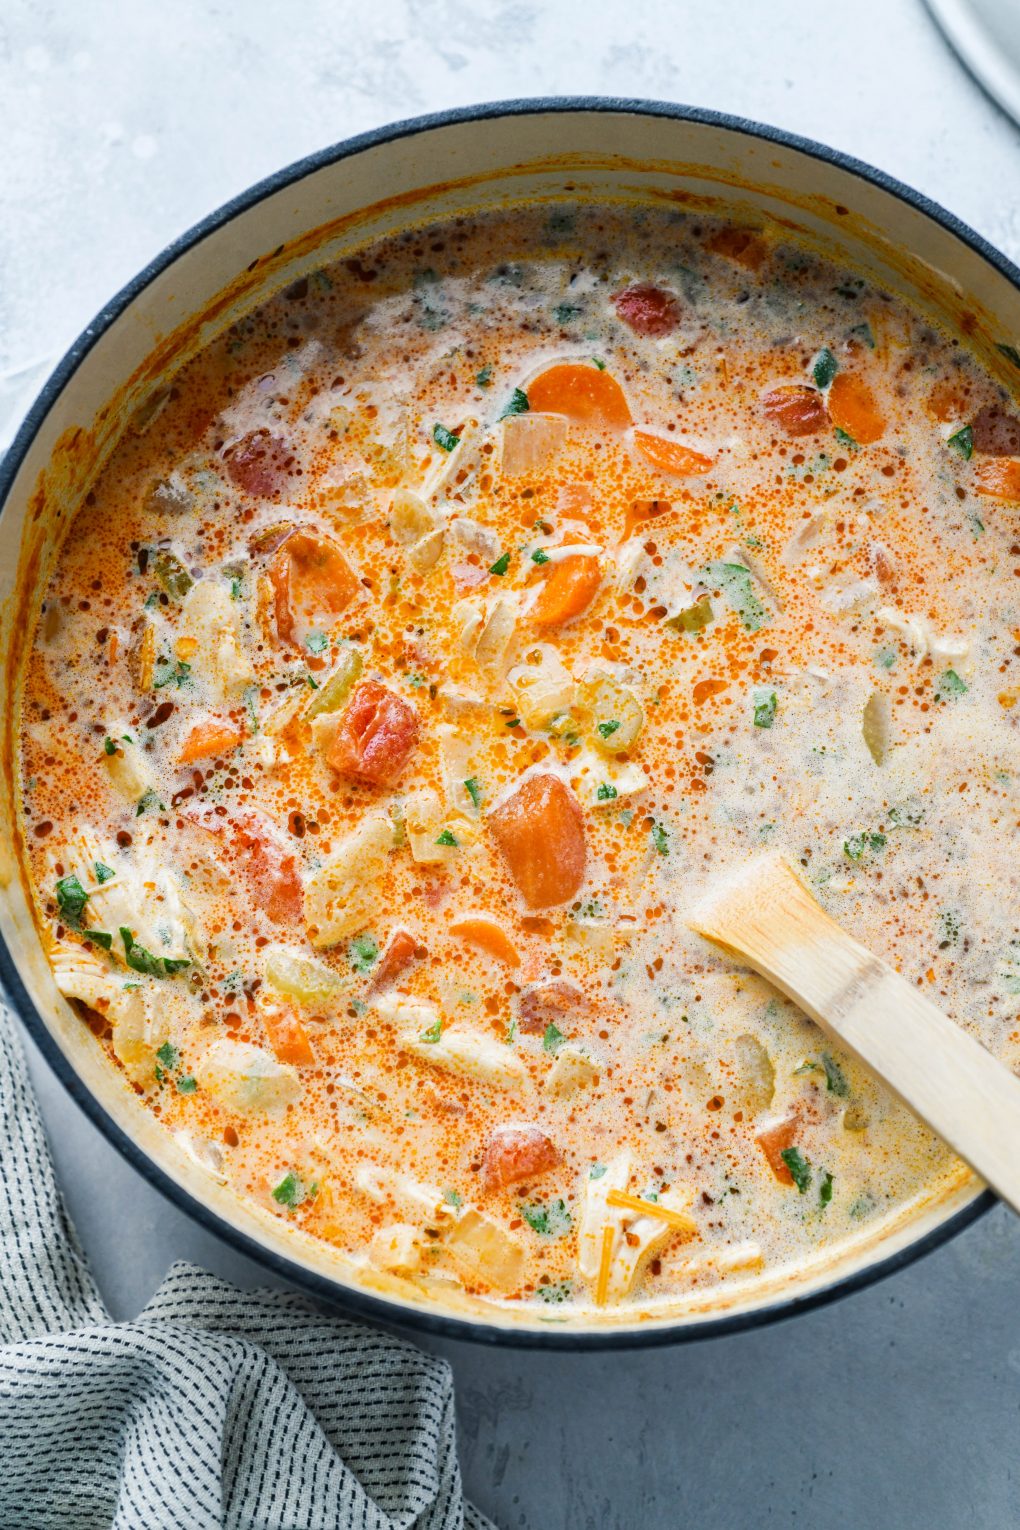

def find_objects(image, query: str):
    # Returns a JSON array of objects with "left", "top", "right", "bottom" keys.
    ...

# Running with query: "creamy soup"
[{"left": 19, "top": 201, "right": 1020, "bottom": 1317}]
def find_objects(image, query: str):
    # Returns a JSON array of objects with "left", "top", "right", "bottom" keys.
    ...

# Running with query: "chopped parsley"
[
  {"left": 843, "top": 831, "right": 886, "bottom": 861},
  {"left": 819, "top": 1170, "right": 834, "bottom": 1207},
  {"left": 55, "top": 873, "right": 88, "bottom": 927},
  {"left": 889, "top": 798, "right": 925, "bottom": 829},
  {"left": 120, "top": 928, "right": 190, "bottom": 979},
  {"left": 419, "top": 1017, "right": 443, "bottom": 1044},
  {"left": 935, "top": 668, "right": 968, "bottom": 702},
  {"left": 176, "top": 1075, "right": 197, "bottom": 1094},
  {"left": 432, "top": 422, "right": 460, "bottom": 452},
  {"left": 520, "top": 1199, "right": 572, "bottom": 1236},
  {"left": 650, "top": 821, "right": 670, "bottom": 856},
  {"left": 537, "top": 1280, "right": 574, "bottom": 1304},
  {"left": 103, "top": 737, "right": 117, "bottom": 756},
  {"left": 811, "top": 347, "right": 838, "bottom": 388},
  {"left": 489, "top": 551, "right": 511, "bottom": 576},
  {"left": 272, "top": 1171, "right": 307, "bottom": 1209},
  {"left": 753, "top": 690, "right": 778, "bottom": 729},
  {"left": 156, "top": 1041, "right": 180, "bottom": 1072},
  {"left": 596, "top": 719, "right": 621, "bottom": 740},
  {"left": 84, "top": 931, "right": 113, "bottom": 951},
  {"left": 996, "top": 342, "right": 1020, "bottom": 369},
  {"left": 94, "top": 862, "right": 115, "bottom": 884},
  {"left": 305, "top": 631, "right": 329, "bottom": 655},
  {"left": 849, "top": 322, "right": 875, "bottom": 350},
  {"left": 348, "top": 933, "right": 379, "bottom": 972},
  {"left": 874, "top": 646, "right": 897, "bottom": 670},
  {"left": 597, "top": 782, "right": 618, "bottom": 801},
  {"left": 443, "top": 1188, "right": 463, "bottom": 1208},
  {"left": 498, "top": 388, "right": 530, "bottom": 420},
  {"left": 939, "top": 909, "right": 961, "bottom": 948},
  {"left": 136, "top": 787, "right": 164, "bottom": 817},
  {"left": 781, "top": 1146, "right": 812, "bottom": 1194},
  {"left": 153, "top": 658, "right": 192, "bottom": 689},
  {"left": 947, "top": 424, "right": 973, "bottom": 460},
  {"left": 700, "top": 561, "right": 768, "bottom": 632},
  {"left": 834, "top": 426, "right": 858, "bottom": 450},
  {"left": 591, "top": 356, "right": 607, "bottom": 370},
  {"left": 553, "top": 303, "right": 582, "bottom": 325},
  {"left": 543, "top": 1023, "right": 567, "bottom": 1053},
  {"left": 476, "top": 365, "right": 493, "bottom": 388},
  {"left": 821, "top": 1052, "right": 850, "bottom": 1097},
  {"left": 463, "top": 776, "right": 483, "bottom": 810},
  {"left": 531, "top": 548, "right": 550, "bottom": 565},
  {"left": 434, "top": 828, "right": 459, "bottom": 847}
]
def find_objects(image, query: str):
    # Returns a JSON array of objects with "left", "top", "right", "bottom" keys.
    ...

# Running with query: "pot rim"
[{"left": 0, "top": 95, "right": 1001, "bottom": 1350}]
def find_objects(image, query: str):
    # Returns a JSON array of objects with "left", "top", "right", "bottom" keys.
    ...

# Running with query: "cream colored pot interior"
[{"left": 1, "top": 106, "right": 1012, "bottom": 1338}]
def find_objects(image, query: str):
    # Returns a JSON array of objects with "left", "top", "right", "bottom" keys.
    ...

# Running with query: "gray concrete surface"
[{"left": 3, "top": 1, "right": 1020, "bottom": 1524}]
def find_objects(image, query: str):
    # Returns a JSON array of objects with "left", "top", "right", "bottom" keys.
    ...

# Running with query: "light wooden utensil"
[{"left": 689, "top": 852, "right": 1020, "bottom": 1216}]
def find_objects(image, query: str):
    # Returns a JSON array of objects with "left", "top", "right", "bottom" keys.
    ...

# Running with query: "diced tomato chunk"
[
  {"left": 327, "top": 680, "right": 420, "bottom": 786},
  {"left": 233, "top": 812, "right": 303, "bottom": 923},
  {"left": 261, "top": 1003, "right": 315, "bottom": 1067},
  {"left": 755, "top": 1114, "right": 800, "bottom": 1184},
  {"left": 517, "top": 977, "right": 588, "bottom": 1035},
  {"left": 269, "top": 527, "right": 360, "bottom": 646},
  {"left": 192, "top": 808, "right": 302, "bottom": 924},
  {"left": 370, "top": 927, "right": 420, "bottom": 989},
  {"left": 488, "top": 772, "right": 586, "bottom": 909},
  {"left": 612, "top": 284, "right": 681, "bottom": 337},
  {"left": 481, "top": 1124, "right": 561, "bottom": 1191},
  {"left": 224, "top": 430, "right": 296, "bottom": 497},
  {"left": 971, "top": 403, "right": 1020, "bottom": 457},
  {"left": 761, "top": 386, "right": 828, "bottom": 438}
]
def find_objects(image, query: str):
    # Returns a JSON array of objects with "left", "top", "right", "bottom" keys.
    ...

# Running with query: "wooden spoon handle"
[{"left": 690, "top": 853, "right": 1020, "bottom": 1215}]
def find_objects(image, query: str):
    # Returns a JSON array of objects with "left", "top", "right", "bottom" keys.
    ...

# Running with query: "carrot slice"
[
  {"left": 261, "top": 1004, "right": 315, "bottom": 1068},
  {"left": 974, "top": 457, "right": 1020, "bottom": 501},
  {"left": 269, "top": 527, "right": 360, "bottom": 645},
  {"left": 531, "top": 554, "right": 602, "bottom": 627},
  {"left": 633, "top": 429, "right": 713, "bottom": 477},
  {"left": 527, "top": 363, "right": 632, "bottom": 428},
  {"left": 605, "top": 1189, "right": 698, "bottom": 1233},
  {"left": 827, "top": 372, "right": 885, "bottom": 445},
  {"left": 178, "top": 719, "right": 243, "bottom": 765},
  {"left": 450, "top": 915, "right": 520, "bottom": 967},
  {"left": 595, "top": 1222, "right": 615, "bottom": 1306}
]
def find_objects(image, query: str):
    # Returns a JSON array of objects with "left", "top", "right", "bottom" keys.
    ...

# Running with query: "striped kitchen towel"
[{"left": 0, "top": 999, "right": 493, "bottom": 1530}]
